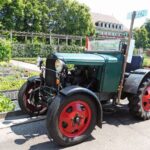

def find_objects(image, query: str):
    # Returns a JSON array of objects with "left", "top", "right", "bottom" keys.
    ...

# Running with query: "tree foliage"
[
  {"left": 134, "top": 27, "right": 148, "bottom": 49},
  {"left": 52, "top": 0, "right": 95, "bottom": 35},
  {"left": 0, "top": 0, "right": 95, "bottom": 35},
  {"left": 133, "top": 18, "right": 150, "bottom": 49}
]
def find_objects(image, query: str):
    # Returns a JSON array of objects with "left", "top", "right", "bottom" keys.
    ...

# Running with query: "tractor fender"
[
  {"left": 27, "top": 76, "right": 41, "bottom": 84},
  {"left": 123, "top": 69, "right": 150, "bottom": 94},
  {"left": 60, "top": 86, "right": 103, "bottom": 128}
]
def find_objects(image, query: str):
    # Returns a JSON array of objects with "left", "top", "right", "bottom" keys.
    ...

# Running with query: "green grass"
[
  {"left": 0, "top": 94, "right": 15, "bottom": 112},
  {"left": 13, "top": 57, "right": 37, "bottom": 64},
  {"left": 0, "top": 62, "right": 39, "bottom": 91},
  {"left": 13, "top": 57, "right": 46, "bottom": 64},
  {"left": 0, "top": 77, "right": 26, "bottom": 91}
]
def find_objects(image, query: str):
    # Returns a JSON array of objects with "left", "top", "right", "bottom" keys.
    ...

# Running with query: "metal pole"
[{"left": 117, "top": 11, "right": 136, "bottom": 103}]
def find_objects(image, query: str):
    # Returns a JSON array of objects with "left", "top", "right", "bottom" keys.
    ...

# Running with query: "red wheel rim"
[
  {"left": 58, "top": 100, "right": 92, "bottom": 138},
  {"left": 23, "top": 85, "right": 46, "bottom": 113},
  {"left": 142, "top": 86, "right": 150, "bottom": 112}
]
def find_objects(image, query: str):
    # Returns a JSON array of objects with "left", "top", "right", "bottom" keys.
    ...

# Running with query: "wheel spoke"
[{"left": 22, "top": 84, "right": 47, "bottom": 114}]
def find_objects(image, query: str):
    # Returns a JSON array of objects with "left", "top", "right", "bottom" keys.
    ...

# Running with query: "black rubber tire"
[
  {"left": 18, "top": 81, "right": 47, "bottom": 116},
  {"left": 46, "top": 94, "right": 97, "bottom": 147},
  {"left": 128, "top": 78, "right": 150, "bottom": 120}
]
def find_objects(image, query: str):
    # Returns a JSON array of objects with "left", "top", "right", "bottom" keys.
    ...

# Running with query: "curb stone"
[{"left": 0, "top": 113, "right": 46, "bottom": 129}]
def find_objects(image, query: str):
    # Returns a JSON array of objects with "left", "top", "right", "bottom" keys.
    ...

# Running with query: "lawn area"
[
  {"left": 13, "top": 57, "right": 46, "bottom": 64},
  {"left": 13, "top": 57, "right": 38, "bottom": 64},
  {"left": 143, "top": 54, "right": 150, "bottom": 67}
]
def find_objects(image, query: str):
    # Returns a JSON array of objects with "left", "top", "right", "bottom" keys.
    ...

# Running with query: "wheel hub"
[
  {"left": 59, "top": 100, "right": 92, "bottom": 137},
  {"left": 142, "top": 86, "right": 150, "bottom": 112},
  {"left": 74, "top": 116, "right": 80, "bottom": 124}
]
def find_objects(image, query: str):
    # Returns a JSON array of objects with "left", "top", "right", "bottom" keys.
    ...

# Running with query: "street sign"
[{"left": 127, "top": 9, "right": 148, "bottom": 19}]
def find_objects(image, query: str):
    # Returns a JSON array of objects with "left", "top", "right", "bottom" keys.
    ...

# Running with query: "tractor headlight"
[{"left": 55, "top": 59, "right": 65, "bottom": 73}]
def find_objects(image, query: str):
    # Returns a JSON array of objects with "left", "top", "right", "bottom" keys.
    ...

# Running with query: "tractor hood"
[{"left": 54, "top": 53, "right": 118, "bottom": 66}]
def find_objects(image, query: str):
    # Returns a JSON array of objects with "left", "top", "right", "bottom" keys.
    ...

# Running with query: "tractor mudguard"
[
  {"left": 60, "top": 86, "right": 103, "bottom": 128},
  {"left": 123, "top": 69, "right": 150, "bottom": 94},
  {"left": 27, "top": 76, "right": 41, "bottom": 84}
]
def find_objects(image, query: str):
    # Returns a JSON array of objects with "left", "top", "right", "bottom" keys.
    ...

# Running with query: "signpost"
[
  {"left": 118, "top": 10, "right": 148, "bottom": 103},
  {"left": 127, "top": 10, "right": 148, "bottom": 19}
]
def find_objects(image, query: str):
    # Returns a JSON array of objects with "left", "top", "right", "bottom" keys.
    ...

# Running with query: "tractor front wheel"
[
  {"left": 46, "top": 94, "right": 97, "bottom": 146},
  {"left": 18, "top": 81, "right": 47, "bottom": 116},
  {"left": 128, "top": 78, "right": 150, "bottom": 120}
]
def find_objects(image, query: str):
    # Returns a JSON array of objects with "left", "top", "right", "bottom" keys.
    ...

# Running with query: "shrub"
[
  {"left": 60, "top": 45, "right": 84, "bottom": 53},
  {"left": 0, "top": 39, "right": 12, "bottom": 61},
  {"left": 12, "top": 43, "right": 84, "bottom": 58},
  {"left": 0, "top": 94, "right": 15, "bottom": 112},
  {"left": 12, "top": 44, "right": 54, "bottom": 58},
  {"left": 146, "top": 50, "right": 150, "bottom": 57}
]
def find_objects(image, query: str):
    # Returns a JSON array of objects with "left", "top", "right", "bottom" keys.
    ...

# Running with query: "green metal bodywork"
[{"left": 54, "top": 52, "right": 124, "bottom": 93}]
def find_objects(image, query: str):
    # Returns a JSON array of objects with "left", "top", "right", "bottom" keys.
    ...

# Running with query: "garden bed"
[{"left": 0, "top": 62, "right": 39, "bottom": 113}]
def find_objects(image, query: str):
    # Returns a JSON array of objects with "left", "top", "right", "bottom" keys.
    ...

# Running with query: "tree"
[
  {"left": 52, "top": 0, "right": 95, "bottom": 35},
  {"left": 0, "top": 0, "right": 95, "bottom": 36},
  {"left": 0, "top": 0, "right": 50, "bottom": 32},
  {"left": 144, "top": 19, "right": 150, "bottom": 48},
  {"left": 134, "top": 27, "right": 148, "bottom": 49}
]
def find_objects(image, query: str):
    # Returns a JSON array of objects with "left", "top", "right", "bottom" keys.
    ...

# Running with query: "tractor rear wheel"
[
  {"left": 46, "top": 94, "right": 97, "bottom": 146},
  {"left": 128, "top": 78, "right": 150, "bottom": 120}
]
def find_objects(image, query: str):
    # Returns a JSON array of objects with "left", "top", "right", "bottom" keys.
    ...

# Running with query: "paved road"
[
  {"left": 10, "top": 60, "right": 40, "bottom": 72},
  {"left": 0, "top": 106, "right": 150, "bottom": 150}
]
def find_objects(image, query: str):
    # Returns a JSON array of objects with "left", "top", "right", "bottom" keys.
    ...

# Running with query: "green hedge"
[
  {"left": 60, "top": 45, "right": 84, "bottom": 53},
  {"left": 12, "top": 44, "right": 84, "bottom": 58},
  {"left": 0, "top": 39, "right": 12, "bottom": 61},
  {"left": 12, "top": 44, "right": 54, "bottom": 57}
]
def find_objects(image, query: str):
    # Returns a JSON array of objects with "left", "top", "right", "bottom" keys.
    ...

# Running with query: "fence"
[
  {"left": 0, "top": 30, "right": 85, "bottom": 46},
  {"left": 0, "top": 30, "right": 86, "bottom": 57}
]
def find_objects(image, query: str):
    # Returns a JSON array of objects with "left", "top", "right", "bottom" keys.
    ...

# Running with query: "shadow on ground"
[
  {"left": 9, "top": 103, "right": 142, "bottom": 149},
  {"left": 10, "top": 118, "right": 94, "bottom": 150},
  {"left": 103, "top": 104, "right": 142, "bottom": 126}
]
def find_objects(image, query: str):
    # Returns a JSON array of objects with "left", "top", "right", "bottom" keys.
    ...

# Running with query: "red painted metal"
[
  {"left": 23, "top": 85, "right": 46, "bottom": 112},
  {"left": 59, "top": 100, "right": 92, "bottom": 137},
  {"left": 142, "top": 86, "right": 150, "bottom": 112}
]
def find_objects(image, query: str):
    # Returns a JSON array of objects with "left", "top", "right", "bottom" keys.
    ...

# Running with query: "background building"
[{"left": 91, "top": 13, "right": 128, "bottom": 39}]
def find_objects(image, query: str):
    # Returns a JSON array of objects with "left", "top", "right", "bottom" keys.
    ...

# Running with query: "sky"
[{"left": 77, "top": 0, "right": 150, "bottom": 28}]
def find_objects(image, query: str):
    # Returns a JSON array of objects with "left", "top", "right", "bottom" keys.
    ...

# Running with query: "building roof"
[
  {"left": 91, "top": 12, "right": 121, "bottom": 24},
  {"left": 91, "top": 12, "right": 128, "bottom": 31}
]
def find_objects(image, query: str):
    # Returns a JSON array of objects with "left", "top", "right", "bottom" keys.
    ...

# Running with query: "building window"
[
  {"left": 112, "top": 24, "right": 114, "bottom": 29},
  {"left": 95, "top": 22, "right": 99, "bottom": 26},
  {"left": 101, "top": 22, "right": 103, "bottom": 27},
  {"left": 119, "top": 25, "right": 121, "bottom": 30},
  {"left": 116, "top": 24, "right": 118, "bottom": 29}
]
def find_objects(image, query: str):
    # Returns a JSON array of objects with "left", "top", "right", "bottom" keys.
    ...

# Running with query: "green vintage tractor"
[{"left": 18, "top": 39, "right": 150, "bottom": 146}]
